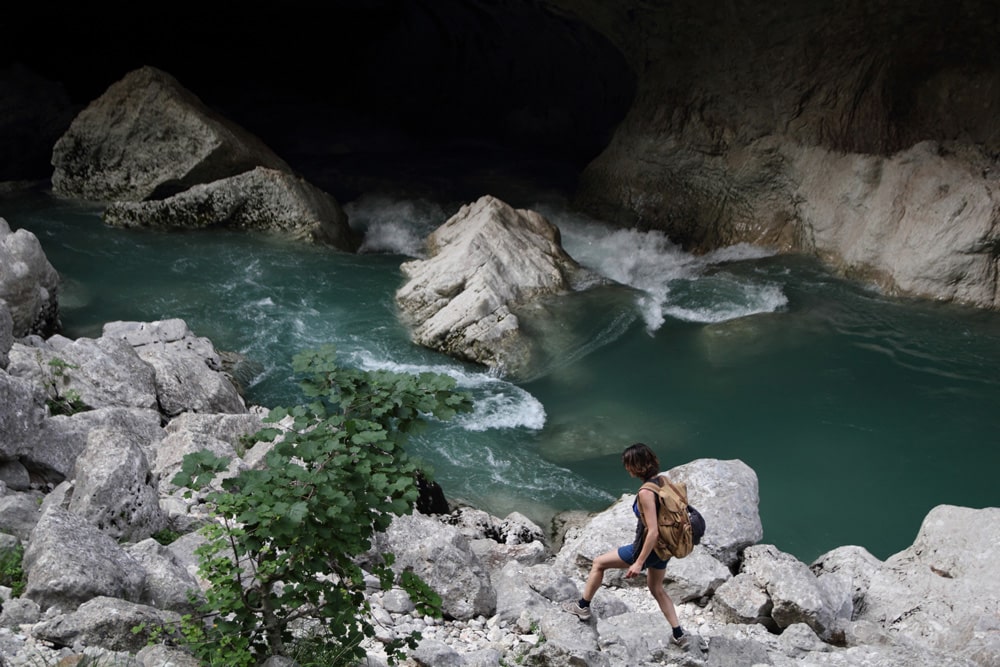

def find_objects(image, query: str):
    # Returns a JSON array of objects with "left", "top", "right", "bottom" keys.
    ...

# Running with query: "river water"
[{"left": 4, "top": 187, "right": 999, "bottom": 563}]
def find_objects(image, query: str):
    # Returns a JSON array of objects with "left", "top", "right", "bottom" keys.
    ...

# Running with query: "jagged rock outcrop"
[
  {"left": 556, "top": 0, "right": 1000, "bottom": 310},
  {"left": 102, "top": 319, "right": 247, "bottom": 417},
  {"left": 50, "top": 65, "right": 291, "bottom": 202},
  {"left": 103, "top": 166, "right": 359, "bottom": 250},
  {"left": 11, "top": 407, "right": 164, "bottom": 488},
  {"left": 395, "top": 194, "right": 606, "bottom": 377},
  {"left": 0, "top": 218, "right": 59, "bottom": 338},
  {"left": 373, "top": 512, "right": 498, "bottom": 621},
  {"left": 0, "top": 372, "right": 45, "bottom": 463},
  {"left": 22, "top": 506, "right": 147, "bottom": 612},
  {"left": 857, "top": 504, "right": 1000, "bottom": 666},
  {"left": 1, "top": 317, "right": 246, "bottom": 487},
  {"left": 63, "top": 426, "right": 167, "bottom": 542},
  {"left": 7, "top": 333, "right": 159, "bottom": 411},
  {"left": 31, "top": 596, "right": 180, "bottom": 653}
]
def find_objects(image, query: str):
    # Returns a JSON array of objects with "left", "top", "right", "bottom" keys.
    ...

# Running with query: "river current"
[{"left": 4, "top": 188, "right": 999, "bottom": 563}]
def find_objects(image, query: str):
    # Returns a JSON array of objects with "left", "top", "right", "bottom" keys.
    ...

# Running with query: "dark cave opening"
[{"left": 5, "top": 1, "right": 636, "bottom": 206}]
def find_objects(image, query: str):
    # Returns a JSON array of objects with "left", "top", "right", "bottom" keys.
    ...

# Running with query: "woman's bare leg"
[
  {"left": 582, "top": 550, "right": 629, "bottom": 601},
  {"left": 646, "top": 566, "right": 680, "bottom": 628}
]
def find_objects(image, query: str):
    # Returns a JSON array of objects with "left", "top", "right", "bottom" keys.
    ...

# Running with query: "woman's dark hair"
[{"left": 622, "top": 442, "right": 660, "bottom": 480}]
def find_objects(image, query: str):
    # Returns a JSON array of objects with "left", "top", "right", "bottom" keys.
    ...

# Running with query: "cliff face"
[
  {"left": 3, "top": 1, "right": 999, "bottom": 307},
  {"left": 557, "top": 0, "right": 1000, "bottom": 306}
]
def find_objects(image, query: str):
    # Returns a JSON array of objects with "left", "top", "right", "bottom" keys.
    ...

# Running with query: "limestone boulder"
[
  {"left": 0, "top": 459, "right": 30, "bottom": 492},
  {"left": 126, "top": 538, "right": 204, "bottom": 614},
  {"left": 554, "top": 457, "right": 762, "bottom": 582},
  {"left": 152, "top": 410, "right": 264, "bottom": 500},
  {"left": 553, "top": 491, "right": 636, "bottom": 584},
  {"left": 32, "top": 596, "right": 180, "bottom": 653},
  {"left": 6, "top": 334, "right": 158, "bottom": 412},
  {"left": 152, "top": 427, "right": 246, "bottom": 496},
  {"left": 857, "top": 505, "right": 1000, "bottom": 667},
  {"left": 594, "top": 611, "right": 691, "bottom": 665},
  {"left": 23, "top": 506, "right": 146, "bottom": 612},
  {"left": 0, "top": 490, "right": 44, "bottom": 541},
  {"left": 666, "top": 458, "right": 764, "bottom": 567},
  {"left": 491, "top": 561, "right": 579, "bottom": 626},
  {"left": 737, "top": 543, "right": 853, "bottom": 641},
  {"left": 103, "top": 166, "right": 358, "bottom": 250},
  {"left": 712, "top": 571, "right": 775, "bottom": 627},
  {"left": 0, "top": 370, "right": 46, "bottom": 462},
  {"left": 16, "top": 407, "right": 164, "bottom": 486},
  {"left": 0, "top": 218, "right": 59, "bottom": 338},
  {"left": 51, "top": 65, "right": 290, "bottom": 202},
  {"left": 65, "top": 426, "right": 167, "bottom": 542},
  {"left": 664, "top": 548, "right": 732, "bottom": 603},
  {"left": 810, "top": 545, "right": 883, "bottom": 618},
  {"left": 102, "top": 319, "right": 246, "bottom": 417},
  {"left": 444, "top": 506, "right": 545, "bottom": 546},
  {"left": 376, "top": 512, "right": 496, "bottom": 621},
  {"left": 395, "top": 195, "right": 604, "bottom": 378}
]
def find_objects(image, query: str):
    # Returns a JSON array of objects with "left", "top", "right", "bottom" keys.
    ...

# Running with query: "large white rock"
[
  {"left": 790, "top": 140, "right": 1000, "bottom": 308},
  {"left": 857, "top": 505, "right": 1000, "bottom": 667},
  {"left": 395, "top": 195, "right": 599, "bottom": 377}
]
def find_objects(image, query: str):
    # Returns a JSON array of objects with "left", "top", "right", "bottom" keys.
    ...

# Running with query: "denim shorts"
[{"left": 617, "top": 543, "right": 668, "bottom": 570}]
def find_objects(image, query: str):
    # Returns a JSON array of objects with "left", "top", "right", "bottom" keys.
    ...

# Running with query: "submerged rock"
[{"left": 103, "top": 166, "right": 358, "bottom": 250}]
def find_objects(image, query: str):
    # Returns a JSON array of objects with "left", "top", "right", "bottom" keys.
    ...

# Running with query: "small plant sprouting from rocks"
[
  {"left": 150, "top": 528, "right": 182, "bottom": 546},
  {"left": 37, "top": 354, "right": 90, "bottom": 416}
]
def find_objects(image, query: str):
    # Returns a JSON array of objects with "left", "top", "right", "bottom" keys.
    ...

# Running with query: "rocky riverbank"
[{"left": 3, "top": 202, "right": 1000, "bottom": 667}]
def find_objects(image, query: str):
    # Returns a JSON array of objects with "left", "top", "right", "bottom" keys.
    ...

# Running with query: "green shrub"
[
  {"left": 168, "top": 345, "right": 473, "bottom": 666},
  {"left": 0, "top": 542, "right": 26, "bottom": 597}
]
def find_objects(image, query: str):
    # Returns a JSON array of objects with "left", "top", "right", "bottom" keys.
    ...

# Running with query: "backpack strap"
[
  {"left": 663, "top": 479, "right": 688, "bottom": 505},
  {"left": 637, "top": 482, "right": 661, "bottom": 530}
]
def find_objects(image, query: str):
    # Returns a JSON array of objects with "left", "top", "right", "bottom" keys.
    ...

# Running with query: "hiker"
[{"left": 562, "top": 442, "right": 689, "bottom": 648}]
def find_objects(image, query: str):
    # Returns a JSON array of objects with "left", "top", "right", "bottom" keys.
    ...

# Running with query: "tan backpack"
[{"left": 639, "top": 478, "right": 695, "bottom": 560}]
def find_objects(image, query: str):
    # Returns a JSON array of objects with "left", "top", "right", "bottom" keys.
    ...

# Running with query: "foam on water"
[
  {"left": 536, "top": 205, "right": 788, "bottom": 331},
  {"left": 344, "top": 194, "right": 451, "bottom": 257},
  {"left": 663, "top": 279, "right": 789, "bottom": 324},
  {"left": 416, "top": 424, "right": 617, "bottom": 511},
  {"left": 351, "top": 350, "right": 547, "bottom": 431}
]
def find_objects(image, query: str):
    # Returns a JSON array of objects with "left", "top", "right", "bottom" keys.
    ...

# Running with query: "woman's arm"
[{"left": 627, "top": 487, "right": 660, "bottom": 578}]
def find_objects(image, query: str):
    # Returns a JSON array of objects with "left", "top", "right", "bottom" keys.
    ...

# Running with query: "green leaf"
[{"left": 171, "top": 345, "right": 470, "bottom": 665}]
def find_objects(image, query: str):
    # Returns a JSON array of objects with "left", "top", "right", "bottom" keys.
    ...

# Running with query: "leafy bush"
[
  {"left": 169, "top": 345, "right": 473, "bottom": 666},
  {"left": 0, "top": 542, "right": 26, "bottom": 598}
]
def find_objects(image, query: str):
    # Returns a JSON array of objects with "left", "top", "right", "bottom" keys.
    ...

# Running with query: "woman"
[{"left": 561, "top": 442, "right": 689, "bottom": 648}]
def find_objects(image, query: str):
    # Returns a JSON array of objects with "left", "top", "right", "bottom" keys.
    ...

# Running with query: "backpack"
[{"left": 639, "top": 478, "right": 704, "bottom": 560}]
